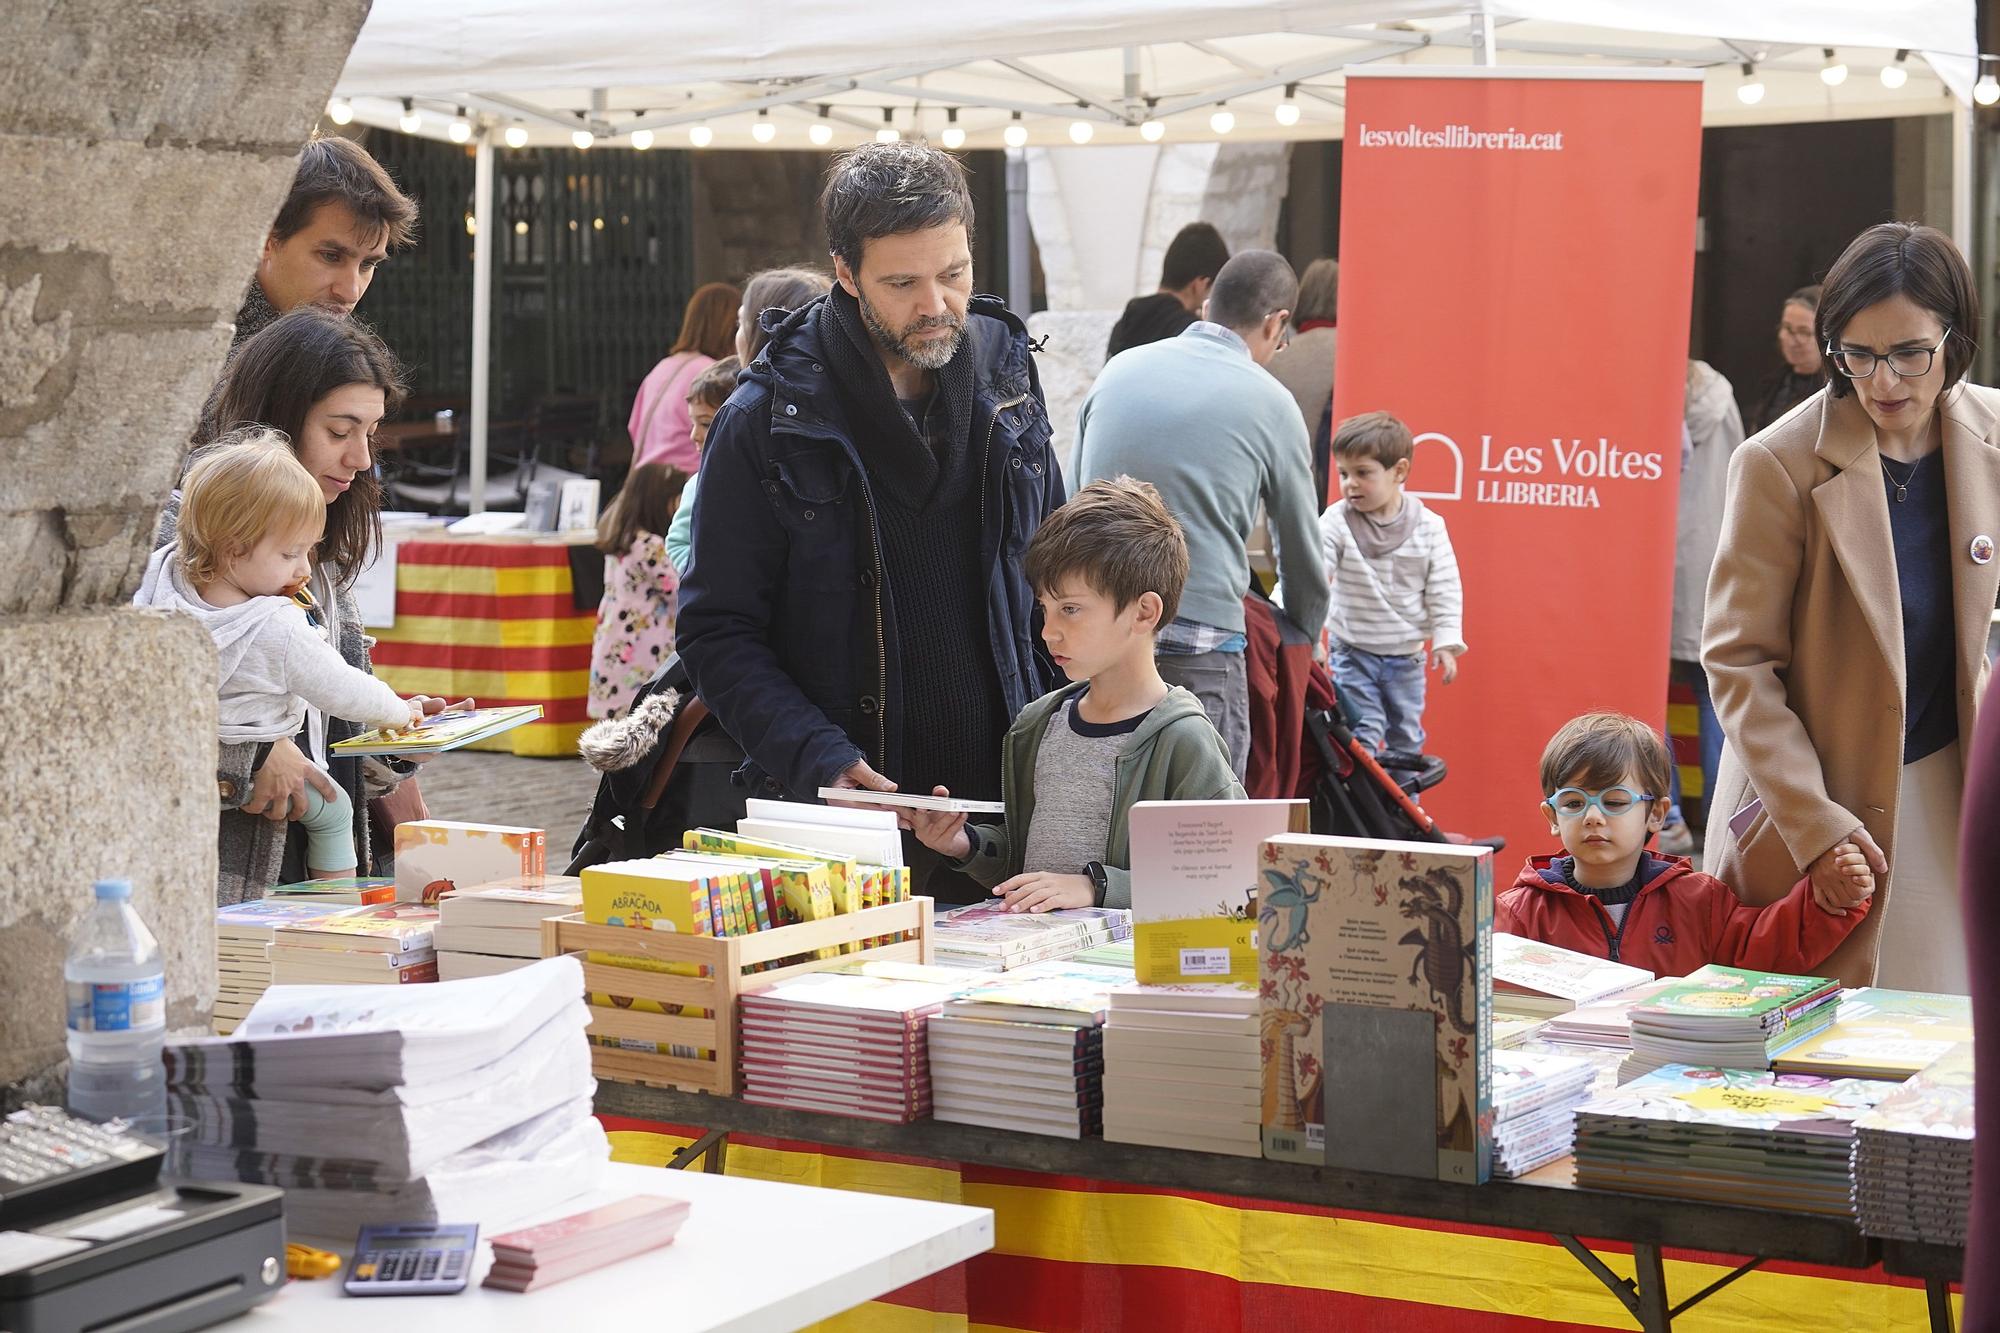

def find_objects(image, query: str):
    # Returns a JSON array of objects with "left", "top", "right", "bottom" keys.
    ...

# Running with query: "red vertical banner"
[{"left": 1333, "top": 71, "right": 1702, "bottom": 861}]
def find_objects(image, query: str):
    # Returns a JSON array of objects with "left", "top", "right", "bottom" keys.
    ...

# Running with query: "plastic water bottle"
[{"left": 65, "top": 879, "right": 167, "bottom": 1129}]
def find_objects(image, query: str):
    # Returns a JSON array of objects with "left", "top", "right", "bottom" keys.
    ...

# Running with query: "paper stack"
[
  {"left": 270, "top": 903, "right": 439, "bottom": 987},
  {"left": 1492, "top": 934, "right": 1654, "bottom": 1018},
  {"left": 1852, "top": 1043, "right": 1975, "bottom": 1244},
  {"left": 1489, "top": 1049, "right": 1597, "bottom": 1178},
  {"left": 163, "top": 956, "right": 607, "bottom": 1238},
  {"left": 737, "top": 965, "right": 976, "bottom": 1122},
  {"left": 932, "top": 901, "right": 1133, "bottom": 971},
  {"left": 483, "top": 1194, "right": 692, "bottom": 1293},
  {"left": 436, "top": 876, "right": 583, "bottom": 980},
  {"left": 927, "top": 961, "right": 1124, "bottom": 1137},
  {"left": 1539, "top": 979, "right": 1673, "bottom": 1050},
  {"left": 1771, "top": 988, "right": 1973, "bottom": 1081},
  {"left": 1573, "top": 1065, "right": 1899, "bottom": 1214},
  {"left": 1101, "top": 981, "right": 1261, "bottom": 1157},
  {"left": 214, "top": 900, "right": 347, "bottom": 1034},
  {"left": 1624, "top": 965, "right": 1840, "bottom": 1080}
]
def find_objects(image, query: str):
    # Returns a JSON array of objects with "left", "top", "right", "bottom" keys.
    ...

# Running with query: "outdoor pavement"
[{"left": 413, "top": 748, "right": 599, "bottom": 863}]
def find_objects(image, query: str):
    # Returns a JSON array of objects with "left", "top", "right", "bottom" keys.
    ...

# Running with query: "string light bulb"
[
  {"left": 941, "top": 107, "right": 966, "bottom": 150},
  {"left": 504, "top": 123, "right": 528, "bottom": 148},
  {"left": 1880, "top": 51, "right": 1909, "bottom": 90},
  {"left": 1140, "top": 117, "right": 1165, "bottom": 142},
  {"left": 398, "top": 99, "right": 422, "bottom": 134},
  {"left": 1068, "top": 119, "right": 1093, "bottom": 144},
  {"left": 448, "top": 107, "right": 471, "bottom": 143},
  {"left": 1210, "top": 104, "right": 1235, "bottom": 134},
  {"left": 1978, "top": 57, "right": 2000, "bottom": 106},
  {"left": 1736, "top": 62, "right": 1766, "bottom": 106},
  {"left": 810, "top": 106, "right": 834, "bottom": 146},
  {"left": 630, "top": 128, "right": 653, "bottom": 150},
  {"left": 752, "top": 109, "right": 777, "bottom": 144},
  {"left": 571, "top": 128, "right": 594, "bottom": 150},
  {"left": 1003, "top": 112, "right": 1027, "bottom": 148},
  {"left": 1820, "top": 49, "right": 1848, "bottom": 87},
  {"left": 689, "top": 121, "right": 714, "bottom": 147},
  {"left": 1275, "top": 83, "right": 1301, "bottom": 126},
  {"left": 876, "top": 108, "right": 899, "bottom": 143},
  {"left": 327, "top": 98, "right": 353, "bottom": 125}
]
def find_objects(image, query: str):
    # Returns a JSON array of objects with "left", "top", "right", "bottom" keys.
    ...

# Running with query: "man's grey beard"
[{"left": 858, "top": 290, "right": 965, "bottom": 371}]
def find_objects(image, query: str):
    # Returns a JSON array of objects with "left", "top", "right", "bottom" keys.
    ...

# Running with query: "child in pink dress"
[{"left": 588, "top": 463, "right": 690, "bottom": 718}]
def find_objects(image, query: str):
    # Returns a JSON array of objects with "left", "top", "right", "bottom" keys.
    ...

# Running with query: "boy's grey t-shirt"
[{"left": 1020, "top": 696, "right": 1151, "bottom": 876}]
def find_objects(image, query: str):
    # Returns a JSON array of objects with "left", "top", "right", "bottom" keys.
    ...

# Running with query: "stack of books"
[
  {"left": 394, "top": 820, "right": 546, "bottom": 905},
  {"left": 1539, "top": 979, "right": 1673, "bottom": 1050},
  {"left": 928, "top": 961, "right": 1124, "bottom": 1137},
  {"left": 214, "top": 900, "right": 346, "bottom": 1034},
  {"left": 163, "top": 957, "right": 607, "bottom": 1237},
  {"left": 1771, "top": 988, "right": 1973, "bottom": 1080},
  {"left": 1852, "top": 1043, "right": 1975, "bottom": 1245},
  {"left": 931, "top": 901, "right": 1133, "bottom": 971},
  {"left": 270, "top": 903, "right": 439, "bottom": 987},
  {"left": 1490, "top": 1049, "right": 1597, "bottom": 1178},
  {"left": 266, "top": 876, "right": 394, "bottom": 908},
  {"left": 483, "top": 1194, "right": 692, "bottom": 1293},
  {"left": 737, "top": 966, "right": 974, "bottom": 1122},
  {"left": 436, "top": 875, "right": 583, "bottom": 980},
  {"left": 1492, "top": 933, "right": 1654, "bottom": 1018},
  {"left": 1624, "top": 966, "right": 1841, "bottom": 1080},
  {"left": 1101, "top": 981, "right": 1261, "bottom": 1157},
  {"left": 1573, "top": 1064, "right": 1899, "bottom": 1214}
]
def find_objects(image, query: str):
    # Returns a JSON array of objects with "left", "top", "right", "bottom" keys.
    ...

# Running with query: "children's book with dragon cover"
[{"left": 1257, "top": 833, "right": 1493, "bottom": 1181}]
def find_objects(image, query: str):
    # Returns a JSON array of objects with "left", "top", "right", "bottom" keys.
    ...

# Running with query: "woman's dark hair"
[
  {"left": 820, "top": 143, "right": 975, "bottom": 276},
  {"left": 205, "top": 307, "right": 406, "bottom": 580},
  {"left": 741, "top": 268, "right": 832, "bottom": 363},
  {"left": 596, "top": 462, "right": 690, "bottom": 555},
  {"left": 1817, "top": 223, "right": 1979, "bottom": 400},
  {"left": 670, "top": 282, "right": 741, "bottom": 360}
]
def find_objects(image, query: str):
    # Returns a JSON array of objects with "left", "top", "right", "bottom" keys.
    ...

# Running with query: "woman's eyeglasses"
[{"left": 1827, "top": 328, "right": 1950, "bottom": 380}]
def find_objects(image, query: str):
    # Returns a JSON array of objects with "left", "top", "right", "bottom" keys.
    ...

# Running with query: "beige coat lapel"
[
  {"left": 1811, "top": 392, "right": 1904, "bottom": 696},
  {"left": 1939, "top": 385, "right": 2000, "bottom": 741}
]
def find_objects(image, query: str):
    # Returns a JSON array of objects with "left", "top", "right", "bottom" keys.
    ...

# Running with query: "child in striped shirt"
[{"left": 1319, "top": 410, "right": 1465, "bottom": 757}]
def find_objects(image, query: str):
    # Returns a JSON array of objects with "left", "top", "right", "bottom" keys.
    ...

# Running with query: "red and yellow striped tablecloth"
[
  {"left": 600, "top": 1116, "right": 1956, "bottom": 1333},
  {"left": 369, "top": 539, "right": 593, "bottom": 757}
]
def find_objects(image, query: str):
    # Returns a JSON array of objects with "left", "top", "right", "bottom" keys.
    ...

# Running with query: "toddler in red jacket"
[{"left": 1497, "top": 712, "right": 1874, "bottom": 977}]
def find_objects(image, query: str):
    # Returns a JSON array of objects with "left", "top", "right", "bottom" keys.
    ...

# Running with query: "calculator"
[
  {"left": 0, "top": 1106, "right": 164, "bottom": 1223},
  {"left": 345, "top": 1223, "right": 479, "bottom": 1296}
]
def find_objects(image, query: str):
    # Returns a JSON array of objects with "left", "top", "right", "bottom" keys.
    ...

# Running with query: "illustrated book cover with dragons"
[{"left": 1257, "top": 834, "right": 1493, "bottom": 1181}]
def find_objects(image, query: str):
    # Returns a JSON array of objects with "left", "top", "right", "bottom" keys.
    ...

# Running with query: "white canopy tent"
[{"left": 329, "top": 0, "right": 1978, "bottom": 508}]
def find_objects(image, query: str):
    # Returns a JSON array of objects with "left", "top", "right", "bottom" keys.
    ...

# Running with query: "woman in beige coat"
[{"left": 1703, "top": 223, "right": 2000, "bottom": 990}]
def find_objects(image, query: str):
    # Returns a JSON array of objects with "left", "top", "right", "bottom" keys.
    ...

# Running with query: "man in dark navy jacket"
[{"left": 677, "top": 143, "right": 1062, "bottom": 902}]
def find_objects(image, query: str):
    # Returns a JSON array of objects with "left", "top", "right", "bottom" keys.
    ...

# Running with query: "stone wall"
[{"left": 0, "top": 0, "right": 372, "bottom": 1100}]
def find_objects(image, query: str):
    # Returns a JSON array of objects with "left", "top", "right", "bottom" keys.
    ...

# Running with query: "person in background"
[
  {"left": 1746, "top": 284, "right": 1825, "bottom": 435},
  {"left": 1105, "top": 222, "right": 1230, "bottom": 360},
  {"left": 196, "top": 135, "right": 417, "bottom": 440},
  {"left": 668, "top": 268, "right": 833, "bottom": 576},
  {"left": 664, "top": 357, "right": 739, "bottom": 577},
  {"left": 1658, "top": 358, "right": 1746, "bottom": 855},
  {"left": 1704, "top": 224, "right": 2000, "bottom": 990},
  {"left": 1499, "top": 713, "right": 1873, "bottom": 976},
  {"left": 630, "top": 281, "right": 740, "bottom": 472},
  {"left": 678, "top": 144, "right": 1061, "bottom": 905},
  {"left": 1267, "top": 258, "right": 1340, "bottom": 448},
  {"left": 1076, "top": 250, "right": 1329, "bottom": 779},
  {"left": 1319, "top": 411, "right": 1464, "bottom": 759},
  {"left": 589, "top": 462, "right": 692, "bottom": 719}
]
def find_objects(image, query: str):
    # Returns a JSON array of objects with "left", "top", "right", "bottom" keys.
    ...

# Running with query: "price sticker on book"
[{"left": 1179, "top": 947, "right": 1232, "bottom": 976}]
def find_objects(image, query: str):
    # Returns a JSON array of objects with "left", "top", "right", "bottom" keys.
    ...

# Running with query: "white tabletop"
[{"left": 242, "top": 1162, "right": 993, "bottom": 1332}]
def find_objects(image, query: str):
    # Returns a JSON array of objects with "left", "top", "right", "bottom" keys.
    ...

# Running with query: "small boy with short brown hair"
[{"left": 1497, "top": 711, "right": 1874, "bottom": 976}]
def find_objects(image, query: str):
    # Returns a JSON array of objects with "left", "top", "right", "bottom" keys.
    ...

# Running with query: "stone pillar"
[
  {"left": 0, "top": 1, "right": 372, "bottom": 1105},
  {"left": 1024, "top": 141, "right": 1293, "bottom": 476}
]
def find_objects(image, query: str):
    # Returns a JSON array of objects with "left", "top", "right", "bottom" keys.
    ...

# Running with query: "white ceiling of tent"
[{"left": 330, "top": 2, "right": 1977, "bottom": 148}]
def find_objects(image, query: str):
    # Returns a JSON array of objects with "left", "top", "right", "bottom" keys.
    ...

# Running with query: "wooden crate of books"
[{"left": 540, "top": 896, "right": 934, "bottom": 1097}]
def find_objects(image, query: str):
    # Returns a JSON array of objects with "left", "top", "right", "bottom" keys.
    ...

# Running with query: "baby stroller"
[{"left": 1244, "top": 592, "right": 1502, "bottom": 850}]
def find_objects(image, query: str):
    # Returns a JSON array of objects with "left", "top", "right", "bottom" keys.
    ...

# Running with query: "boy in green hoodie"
[{"left": 909, "top": 477, "right": 1245, "bottom": 911}]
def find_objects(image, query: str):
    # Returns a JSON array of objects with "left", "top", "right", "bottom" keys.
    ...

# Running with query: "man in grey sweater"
[{"left": 1073, "top": 250, "right": 1330, "bottom": 778}]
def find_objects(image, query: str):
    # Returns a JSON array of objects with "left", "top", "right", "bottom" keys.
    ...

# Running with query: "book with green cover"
[
  {"left": 1631, "top": 965, "right": 1839, "bottom": 1036},
  {"left": 1771, "top": 989, "right": 1973, "bottom": 1080},
  {"left": 330, "top": 704, "right": 543, "bottom": 756}
]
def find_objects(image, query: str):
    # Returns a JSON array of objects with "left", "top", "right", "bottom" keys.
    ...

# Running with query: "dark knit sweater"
[{"left": 823, "top": 290, "right": 1008, "bottom": 802}]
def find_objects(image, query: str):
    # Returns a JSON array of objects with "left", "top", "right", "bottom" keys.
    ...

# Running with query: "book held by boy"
[
  {"left": 1126, "top": 798, "right": 1309, "bottom": 986},
  {"left": 1257, "top": 834, "right": 1493, "bottom": 1183},
  {"left": 330, "top": 704, "right": 543, "bottom": 756}
]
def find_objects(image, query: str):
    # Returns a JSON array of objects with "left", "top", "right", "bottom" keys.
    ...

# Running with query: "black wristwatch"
[{"left": 1083, "top": 861, "right": 1108, "bottom": 905}]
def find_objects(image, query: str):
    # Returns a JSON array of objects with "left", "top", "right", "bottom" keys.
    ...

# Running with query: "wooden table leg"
[
  {"left": 1630, "top": 1243, "right": 1671, "bottom": 1332},
  {"left": 1928, "top": 1277, "right": 1957, "bottom": 1333}
]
